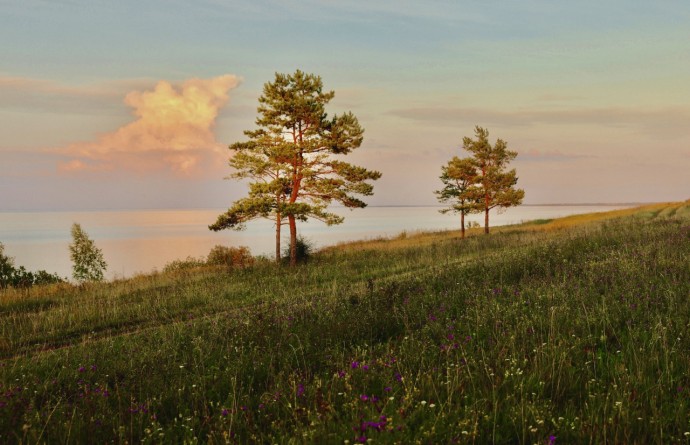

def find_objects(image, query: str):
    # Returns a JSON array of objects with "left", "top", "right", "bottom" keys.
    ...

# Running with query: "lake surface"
[{"left": 0, "top": 205, "right": 635, "bottom": 279}]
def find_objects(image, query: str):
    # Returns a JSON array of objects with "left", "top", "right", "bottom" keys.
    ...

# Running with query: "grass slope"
[{"left": 1, "top": 201, "right": 689, "bottom": 444}]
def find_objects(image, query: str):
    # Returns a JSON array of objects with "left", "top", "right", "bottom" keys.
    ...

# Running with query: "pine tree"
[
  {"left": 463, "top": 126, "right": 525, "bottom": 234},
  {"left": 211, "top": 70, "right": 381, "bottom": 265},
  {"left": 435, "top": 156, "right": 482, "bottom": 239}
]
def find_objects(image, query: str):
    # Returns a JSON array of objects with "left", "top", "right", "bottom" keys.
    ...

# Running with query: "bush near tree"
[
  {"left": 206, "top": 245, "right": 254, "bottom": 269},
  {"left": 0, "top": 242, "right": 64, "bottom": 289}
]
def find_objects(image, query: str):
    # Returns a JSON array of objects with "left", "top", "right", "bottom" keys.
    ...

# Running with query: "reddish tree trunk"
[
  {"left": 288, "top": 214, "right": 297, "bottom": 267},
  {"left": 275, "top": 210, "right": 281, "bottom": 263},
  {"left": 484, "top": 207, "right": 490, "bottom": 234}
]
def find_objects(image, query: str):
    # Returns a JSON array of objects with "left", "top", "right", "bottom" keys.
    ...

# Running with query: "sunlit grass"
[{"left": 1, "top": 201, "right": 689, "bottom": 443}]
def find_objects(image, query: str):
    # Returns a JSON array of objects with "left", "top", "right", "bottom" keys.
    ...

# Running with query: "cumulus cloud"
[{"left": 57, "top": 75, "right": 240, "bottom": 176}]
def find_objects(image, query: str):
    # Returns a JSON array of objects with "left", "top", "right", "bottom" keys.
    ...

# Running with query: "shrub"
[
  {"left": 283, "top": 236, "right": 314, "bottom": 264},
  {"left": 206, "top": 245, "right": 254, "bottom": 269},
  {"left": 0, "top": 242, "right": 14, "bottom": 290},
  {"left": 0, "top": 242, "right": 64, "bottom": 289},
  {"left": 162, "top": 256, "right": 206, "bottom": 274}
]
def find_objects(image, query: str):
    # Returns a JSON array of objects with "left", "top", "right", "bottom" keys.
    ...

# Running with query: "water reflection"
[{"left": 0, "top": 205, "right": 634, "bottom": 279}]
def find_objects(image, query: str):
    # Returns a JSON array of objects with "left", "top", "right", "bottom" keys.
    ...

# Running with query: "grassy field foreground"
[{"left": 1, "top": 202, "right": 690, "bottom": 444}]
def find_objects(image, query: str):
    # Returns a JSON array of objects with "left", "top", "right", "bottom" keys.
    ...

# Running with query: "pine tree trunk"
[
  {"left": 461, "top": 212, "right": 465, "bottom": 239},
  {"left": 275, "top": 211, "right": 281, "bottom": 263},
  {"left": 288, "top": 214, "right": 297, "bottom": 267},
  {"left": 484, "top": 207, "right": 490, "bottom": 234}
]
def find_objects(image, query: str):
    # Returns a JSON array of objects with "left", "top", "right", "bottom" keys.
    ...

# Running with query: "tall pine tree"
[
  {"left": 463, "top": 126, "right": 525, "bottom": 234},
  {"left": 210, "top": 70, "right": 381, "bottom": 265}
]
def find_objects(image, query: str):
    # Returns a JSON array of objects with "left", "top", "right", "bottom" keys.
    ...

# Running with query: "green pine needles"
[
  {"left": 437, "top": 126, "right": 525, "bottom": 235},
  {"left": 210, "top": 70, "right": 381, "bottom": 266}
]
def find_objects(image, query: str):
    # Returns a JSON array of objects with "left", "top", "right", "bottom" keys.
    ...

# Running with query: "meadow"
[{"left": 1, "top": 201, "right": 689, "bottom": 444}]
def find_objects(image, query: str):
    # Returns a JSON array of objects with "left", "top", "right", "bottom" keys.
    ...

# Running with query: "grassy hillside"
[{"left": 1, "top": 201, "right": 689, "bottom": 444}]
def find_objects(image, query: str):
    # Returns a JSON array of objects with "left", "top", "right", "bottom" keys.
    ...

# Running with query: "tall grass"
[{"left": 1, "top": 202, "right": 689, "bottom": 443}]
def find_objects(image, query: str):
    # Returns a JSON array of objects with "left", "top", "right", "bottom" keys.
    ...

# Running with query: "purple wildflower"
[
  {"left": 351, "top": 361, "right": 360, "bottom": 369},
  {"left": 547, "top": 435, "right": 556, "bottom": 445},
  {"left": 221, "top": 408, "right": 229, "bottom": 417},
  {"left": 297, "top": 384, "right": 305, "bottom": 397}
]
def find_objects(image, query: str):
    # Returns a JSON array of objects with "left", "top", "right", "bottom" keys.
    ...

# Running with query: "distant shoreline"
[{"left": 0, "top": 202, "right": 656, "bottom": 213}]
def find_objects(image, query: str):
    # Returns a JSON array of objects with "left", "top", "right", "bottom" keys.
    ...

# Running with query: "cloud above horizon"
[
  {"left": 57, "top": 75, "right": 240, "bottom": 176},
  {"left": 388, "top": 105, "right": 690, "bottom": 139}
]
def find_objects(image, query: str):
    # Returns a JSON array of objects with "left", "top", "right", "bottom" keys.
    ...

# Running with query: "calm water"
[{"left": 0, "top": 205, "right": 634, "bottom": 279}]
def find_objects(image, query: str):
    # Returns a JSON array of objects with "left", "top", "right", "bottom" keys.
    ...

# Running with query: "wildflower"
[
  {"left": 360, "top": 394, "right": 369, "bottom": 402},
  {"left": 78, "top": 366, "right": 86, "bottom": 373},
  {"left": 351, "top": 361, "right": 360, "bottom": 369},
  {"left": 394, "top": 372, "right": 403, "bottom": 382},
  {"left": 338, "top": 370, "right": 346, "bottom": 378},
  {"left": 297, "top": 384, "right": 305, "bottom": 397},
  {"left": 221, "top": 408, "right": 228, "bottom": 417},
  {"left": 548, "top": 435, "right": 556, "bottom": 445},
  {"left": 362, "top": 365, "right": 369, "bottom": 371},
  {"left": 384, "top": 387, "right": 392, "bottom": 392}
]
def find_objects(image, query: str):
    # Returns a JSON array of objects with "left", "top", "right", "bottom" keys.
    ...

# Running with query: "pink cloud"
[{"left": 57, "top": 75, "right": 240, "bottom": 176}]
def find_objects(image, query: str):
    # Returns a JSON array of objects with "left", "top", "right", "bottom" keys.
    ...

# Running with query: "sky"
[{"left": 1, "top": 0, "right": 689, "bottom": 211}]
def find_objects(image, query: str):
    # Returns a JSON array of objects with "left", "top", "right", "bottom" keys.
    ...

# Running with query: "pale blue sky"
[{"left": 1, "top": 0, "right": 689, "bottom": 210}]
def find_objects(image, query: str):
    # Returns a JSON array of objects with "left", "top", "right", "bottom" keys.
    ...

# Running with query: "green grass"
[{"left": 1, "top": 202, "right": 690, "bottom": 444}]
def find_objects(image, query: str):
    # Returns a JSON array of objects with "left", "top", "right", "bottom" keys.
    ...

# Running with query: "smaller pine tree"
[{"left": 69, "top": 223, "right": 107, "bottom": 283}]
